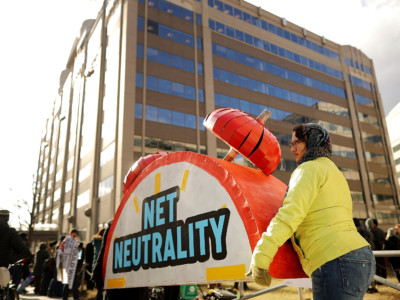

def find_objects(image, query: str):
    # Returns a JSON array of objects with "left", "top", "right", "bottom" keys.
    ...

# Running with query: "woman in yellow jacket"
[{"left": 247, "top": 123, "right": 375, "bottom": 299}]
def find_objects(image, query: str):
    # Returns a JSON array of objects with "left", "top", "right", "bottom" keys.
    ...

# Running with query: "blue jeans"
[{"left": 311, "top": 246, "right": 375, "bottom": 300}]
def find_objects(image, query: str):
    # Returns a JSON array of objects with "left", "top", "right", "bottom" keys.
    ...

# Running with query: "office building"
[
  {"left": 387, "top": 103, "right": 400, "bottom": 187},
  {"left": 33, "top": 0, "right": 400, "bottom": 241}
]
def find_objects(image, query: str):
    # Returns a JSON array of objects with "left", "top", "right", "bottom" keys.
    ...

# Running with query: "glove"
[{"left": 245, "top": 265, "right": 271, "bottom": 286}]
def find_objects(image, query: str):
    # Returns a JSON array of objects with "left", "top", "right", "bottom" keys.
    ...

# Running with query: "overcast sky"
[{"left": 0, "top": 0, "right": 398, "bottom": 227}]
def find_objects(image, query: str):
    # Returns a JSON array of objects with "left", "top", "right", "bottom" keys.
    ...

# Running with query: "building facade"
[
  {"left": 33, "top": 0, "right": 400, "bottom": 242},
  {"left": 387, "top": 102, "right": 400, "bottom": 187}
]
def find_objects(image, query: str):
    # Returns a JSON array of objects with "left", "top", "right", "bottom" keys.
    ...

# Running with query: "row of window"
[
  {"left": 357, "top": 112, "right": 378, "bottom": 127},
  {"left": 136, "top": 73, "right": 204, "bottom": 102},
  {"left": 212, "top": 43, "right": 346, "bottom": 98},
  {"left": 213, "top": 67, "right": 349, "bottom": 119},
  {"left": 138, "top": 17, "right": 203, "bottom": 50},
  {"left": 207, "top": 0, "right": 340, "bottom": 61},
  {"left": 99, "top": 175, "right": 114, "bottom": 198},
  {"left": 141, "top": 0, "right": 371, "bottom": 80},
  {"left": 393, "top": 143, "right": 400, "bottom": 153},
  {"left": 209, "top": 19, "right": 343, "bottom": 80},
  {"left": 139, "top": 0, "right": 202, "bottom": 26},
  {"left": 355, "top": 94, "right": 373, "bottom": 105},
  {"left": 135, "top": 136, "right": 206, "bottom": 154},
  {"left": 349, "top": 75, "right": 372, "bottom": 91},
  {"left": 100, "top": 142, "right": 115, "bottom": 167},
  {"left": 137, "top": 44, "right": 204, "bottom": 75},
  {"left": 135, "top": 103, "right": 205, "bottom": 130},
  {"left": 344, "top": 57, "right": 372, "bottom": 75}
]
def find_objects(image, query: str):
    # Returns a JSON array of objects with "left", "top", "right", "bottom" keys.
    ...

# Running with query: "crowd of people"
[
  {"left": 353, "top": 216, "right": 400, "bottom": 292},
  {"left": 0, "top": 209, "right": 109, "bottom": 299}
]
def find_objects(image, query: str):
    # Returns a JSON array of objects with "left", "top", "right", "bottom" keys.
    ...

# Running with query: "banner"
[{"left": 57, "top": 236, "right": 80, "bottom": 289}]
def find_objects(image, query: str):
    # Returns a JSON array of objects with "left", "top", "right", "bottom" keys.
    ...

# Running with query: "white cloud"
[{"left": 247, "top": 0, "right": 400, "bottom": 115}]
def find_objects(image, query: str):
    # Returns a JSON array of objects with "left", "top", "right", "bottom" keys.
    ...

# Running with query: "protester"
[
  {"left": 246, "top": 123, "right": 375, "bottom": 299},
  {"left": 92, "top": 228, "right": 105, "bottom": 269},
  {"left": 353, "top": 217, "right": 375, "bottom": 248},
  {"left": 85, "top": 228, "right": 105, "bottom": 291},
  {"left": 385, "top": 227, "right": 400, "bottom": 283},
  {"left": 91, "top": 220, "right": 147, "bottom": 300},
  {"left": 0, "top": 210, "right": 32, "bottom": 284},
  {"left": 85, "top": 240, "right": 94, "bottom": 290},
  {"left": 395, "top": 224, "right": 400, "bottom": 239},
  {"left": 33, "top": 242, "right": 50, "bottom": 294},
  {"left": 57, "top": 229, "right": 81, "bottom": 300},
  {"left": 92, "top": 221, "right": 112, "bottom": 300},
  {"left": 366, "top": 218, "right": 387, "bottom": 280},
  {"left": 47, "top": 235, "right": 66, "bottom": 297}
]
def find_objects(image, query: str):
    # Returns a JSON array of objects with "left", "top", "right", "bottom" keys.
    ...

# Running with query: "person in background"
[
  {"left": 366, "top": 218, "right": 387, "bottom": 281},
  {"left": 395, "top": 224, "right": 400, "bottom": 239},
  {"left": 246, "top": 123, "right": 375, "bottom": 300},
  {"left": 385, "top": 227, "right": 400, "bottom": 283},
  {"left": 353, "top": 218, "right": 375, "bottom": 249},
  {"left": 84, "top": 240, "right": 94, "bottom": 291},
  {"left": 0, "top": 209, "right": 32, "bottom": 288},
  {"left": 85, "top": 227, "right": 105, "bottom": 292},
  {"left": 58, "top": 229, "right": 81, "bottom": 300},
  {"left": 47, "top": 235, "right": 66, "bottom": 297},
  {"left": 33, "top": 242, "right": 50, "bottom": 294}
]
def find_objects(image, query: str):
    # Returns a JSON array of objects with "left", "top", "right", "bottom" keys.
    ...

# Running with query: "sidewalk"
[{"left": 19, "top": 286, "right": 95, "bottom": 300}]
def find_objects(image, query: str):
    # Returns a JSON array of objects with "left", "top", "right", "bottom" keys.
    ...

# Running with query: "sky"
[{"left": 0, "top": 0, "right": 399, "bottom": 228}]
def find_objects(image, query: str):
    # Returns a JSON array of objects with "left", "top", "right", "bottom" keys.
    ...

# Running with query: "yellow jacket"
[{"left": 252, "top": 157, "right": 369, "bottom": 277}]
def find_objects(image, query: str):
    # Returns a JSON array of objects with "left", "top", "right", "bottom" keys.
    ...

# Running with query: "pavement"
[{"left": 19, "top": 286, "right": 94, "bottom": 300}]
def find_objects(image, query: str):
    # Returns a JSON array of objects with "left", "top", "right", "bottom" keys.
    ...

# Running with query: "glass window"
[
  {"left": 159, "top": 78, "right": 171, "bottom": 94},
  {"left": 146, "top": 75, "right": 158, "bottom": 91},
  {"left": 198, "top": 89, "right": 204, "bottom": 102},
  {"left": 224, "top": 4, "right": 233, "bottom": 16},
  {"left": 183, "top": 10, "right": 192, "bottom": 22},
  {"left": 243, "top": 12, "right": 251, "bottom": 23},
  {"left": 240, "top": 100, "right": 249, "bottom": 112},
  {"left": 172, "top": 6, "right": 183, "bottom": 19},
  {"left": 197, "top": 62, "right": 203, "bottom": 75},
  {"left": 230, "top": 97, "right": 240, "bottom": 109},
  {"left": 234, "top": 8, "right": 242, "bottom": 19},
  {"left": 159, "top": 24, "right": 171, "bottom": 39},
  {"left": 183, "top": 33, "right": 194, "bottom": 47},
  {"left": 146, "top": 105, "right": 158, "bottom": 122},
  {"left": 235, "top": 30, "right": 244, "bottom": 41},
  {"left": 245, "top": 33, "right": 253, "bottom": 45},
  {"left": 185, "top": 114, "right": 196, "bottom": 129},
  {"left": 172, "top": 111, "right": 185, "bottom": 126},
  {"left": 172, "top": 82, "right": 185, "bottom": 97},
  {"left": 137, "top": 44, "right": 144, "bottom": 58},
  {"left": 220, "top": 94, "right": 229, "bottom": 107},
  {"left": 185, "top": 86, "right": 196, "bottom": 100},
  {"left": 136, "top": 73, "right": 143, "bottom": 87},
  {"left": 158, "top": 108, "right": 172, "bottom": 124},
  {"left": 216, "top": 22, "right": 225, "bottom": 34},
  {"left": 147, "top": 20, "right": 158, "bottom": 34},
  {"left": 209, "top": 19, "right": 215, "bottom": 30},
  {"left": 183, "top": 59, "right": 195, "bottom": 73},
  {"left": 226, "top": 25, "right": 234, "bottom": 38},
  {"left": 147, "top": 47, "right": 159, "bottom": 62},
  {"left": 172, "top": 55, "right": 183, "bottom": 69},
  {"left": 135, "top": 103, "right": 143, "bottom": 118},
  {"left": 158, "top": 50, "right": 171, "bottom": 65}
]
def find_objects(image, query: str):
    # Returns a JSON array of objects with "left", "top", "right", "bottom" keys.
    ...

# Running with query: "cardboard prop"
[{"left": 103, "top": 108, "right": 307, "bottom": 289}]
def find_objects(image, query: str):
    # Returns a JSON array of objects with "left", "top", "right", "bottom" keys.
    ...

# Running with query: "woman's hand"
[{"left": 245, "top": 265, "right": 271, "bottom": 286}]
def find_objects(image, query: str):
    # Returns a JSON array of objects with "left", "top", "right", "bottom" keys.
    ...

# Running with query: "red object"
[
  {"left": 123, "top": 152, "right": 168, "bottom": 194},
  {"left": 203, "top": 108, "right": 281, "bottom": 175},
  {"left": 104, "top": 152, "right": 307, "bottom": 281}
]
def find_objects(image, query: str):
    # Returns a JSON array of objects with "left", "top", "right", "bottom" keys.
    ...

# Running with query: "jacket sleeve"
[
  {"left": 251, "top": 162, "right": 322, "bottom": 270},
  {"left": 10, "top": 228, "right": 32, "bottom": 261}
]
